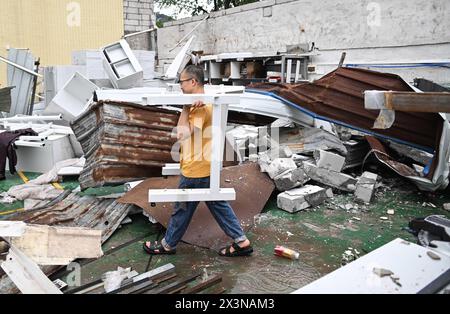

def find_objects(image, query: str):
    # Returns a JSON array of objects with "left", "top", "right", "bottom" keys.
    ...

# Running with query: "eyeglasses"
[{"left": 179, "top": 77, "right": 194, "bottom": 84}]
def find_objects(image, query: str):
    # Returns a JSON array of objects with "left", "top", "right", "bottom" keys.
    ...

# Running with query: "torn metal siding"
[
  {"left": 6, "top": 49, "right": 35, "bottom": 116},
  {"left": 71, "top": 101, "right": 179, "bottom": 189},
  {"left": 249, "top": 67, "right": 442, "bottom": 152},
  {"left": 0, "top": 87, "right": 14, "bottom": 112},
  {"left": 4, "top": 193, "right": 132, "bottom": 242}
]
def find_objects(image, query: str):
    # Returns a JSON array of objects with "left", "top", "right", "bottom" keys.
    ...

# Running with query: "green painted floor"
[{"left": 1, "top": 171, "right": 450, "bottom": 293}]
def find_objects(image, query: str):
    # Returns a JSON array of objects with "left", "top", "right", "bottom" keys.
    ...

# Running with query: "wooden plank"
[
  {"left": 11, "top": 224, "right": 103, "bottom": 265},
  {"left": 182, "top": 275, "right": 222, "bottom": 294}
]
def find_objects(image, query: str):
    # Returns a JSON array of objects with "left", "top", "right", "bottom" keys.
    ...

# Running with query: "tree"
[{"left": 155, "top": 0, "right": 259, "bottom": 16}]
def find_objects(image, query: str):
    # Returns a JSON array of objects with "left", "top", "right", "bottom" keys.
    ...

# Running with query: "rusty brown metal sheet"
[
  {"left": 249, "top": 67, "right": 443, "bottom": 152},
  {"left": 118, "top": 163, "right": 275, "bottom": 251},
  {"left": 71, "top": 101, "right": 180, "bottom": 189},
  {"left": 365, "top": 136, "right": 419, "bottom": 178}
]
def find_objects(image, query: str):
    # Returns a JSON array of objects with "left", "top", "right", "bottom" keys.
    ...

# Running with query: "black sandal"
[
  {"left": 219, "top": 242, "right": 253, "bottom": 257},
  {"left": 143, "top": 241, "right": 176, "bottom": 255}
]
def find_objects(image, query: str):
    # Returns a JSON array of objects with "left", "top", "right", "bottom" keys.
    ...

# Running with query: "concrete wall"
[
  {"left": 124, "top": 0, "right": 156, "bottom": 50},
  {"left": 0, "top": 0, "right": 124, "bottom": 87},
  {"left": 157, "top": 0, "right": 450, "bottom": 84}
]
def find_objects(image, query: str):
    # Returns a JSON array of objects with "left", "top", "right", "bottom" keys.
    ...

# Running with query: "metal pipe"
[
  {"left": 169, "top": 15, "right": 209, "bottom": 52},
  {"left": 19, "top": 135, "right": 45, "bottom": 142},
  {"left": 14, "top": 140, "right": 45, "bottom": 148},
  {"left": 0, "top": 56, "right": 43, "bottom": 78},
  {"left": 0, "top": 114, "right": 63, "bottom": 122},
  {"left": 123, "top": 27, "right": 157, "bottom": 39}
]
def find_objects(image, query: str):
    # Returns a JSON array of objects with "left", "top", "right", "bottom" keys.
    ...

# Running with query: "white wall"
[{"left": 157, "top": 0, "right": 450, "bottom": 84}]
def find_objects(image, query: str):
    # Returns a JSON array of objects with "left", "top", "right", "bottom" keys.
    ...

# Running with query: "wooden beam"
[{"left": 182, "top": 275, "right": 222, "bottom": 294}]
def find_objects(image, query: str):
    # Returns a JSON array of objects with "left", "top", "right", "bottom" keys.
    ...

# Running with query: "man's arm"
[{"left": 176, "top": 101, "right": 205, "bottom": 141}]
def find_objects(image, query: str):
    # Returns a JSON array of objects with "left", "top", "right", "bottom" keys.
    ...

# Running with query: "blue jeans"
[{"left": 162, "top": 175, "right": 247, "bottom": 249}]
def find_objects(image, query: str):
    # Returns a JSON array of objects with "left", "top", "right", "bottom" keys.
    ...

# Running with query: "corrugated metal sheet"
[
  {"left": 0, "top": 192, "right": 134, "bottom": 294},
  {"left": 71, "top": 101, "right": 179, "bottom": 189},
  {"left": 6, "top": 49, "right": 35, "bottom": 116},
  {"left": 0, "top": 87, "right": 14, "bottom": 112},
  {"left": 249, "top": 67, "right": 443, "bottom": 153}
]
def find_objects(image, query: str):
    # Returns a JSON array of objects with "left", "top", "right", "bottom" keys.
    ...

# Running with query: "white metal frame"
[
  {"left": 1, "top": 243, "right": 62, "bottom": 294},
  {"left": 162, "top": 163, "right": 181, "bottom": 176},
  {"left": 144, "top": 94, "right": 240, "bottom": 203}
]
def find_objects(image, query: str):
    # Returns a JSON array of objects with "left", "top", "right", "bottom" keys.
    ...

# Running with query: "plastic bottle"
[{"left": 274, "top": 245, "right": 300, "bottom": 260}]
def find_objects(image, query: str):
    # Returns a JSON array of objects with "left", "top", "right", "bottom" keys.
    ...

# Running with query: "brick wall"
[{"left": 123, "top": 0, "right": 155, "bottom": 50}]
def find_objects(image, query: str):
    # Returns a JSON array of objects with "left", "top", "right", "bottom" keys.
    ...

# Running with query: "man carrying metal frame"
[{"left": 143, "top": 65, "right": 253, "bottom": 257}]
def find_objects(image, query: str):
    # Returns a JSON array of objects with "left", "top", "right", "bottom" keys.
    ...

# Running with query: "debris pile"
[{"left": 71, "top": 101, "right": 179, "bottom": 189}]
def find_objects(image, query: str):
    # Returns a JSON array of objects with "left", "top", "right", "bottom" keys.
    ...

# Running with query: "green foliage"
[{"left": 155, "top": 0, "right": 259, "bottom": 16}]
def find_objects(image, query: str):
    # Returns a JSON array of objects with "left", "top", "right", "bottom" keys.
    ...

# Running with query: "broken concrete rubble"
[
  {"left": 355, "top": 171, "right": 378, "bottom": 204},
  {"left": 277, "top": 185, "right": 333, "bottom": 213},
  {"left": 277, "top": 127, "right": 348, "bottom": 156},
  {"left": 266, "top": 158, "right": 297, "bottom": 180},
  {"left": 313, "top": 150, "right": 346, "bottom": 172},
  {"left": 274, "top": 166, "right": 310, "bottom": 192},
  {"left": 303, "top": 162, "right": 357, "bottom": 192}
]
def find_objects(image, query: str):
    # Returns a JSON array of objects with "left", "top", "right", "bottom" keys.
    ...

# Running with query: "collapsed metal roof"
[{"left": 248, "top": 67, "right": 443, "bottom": 153}]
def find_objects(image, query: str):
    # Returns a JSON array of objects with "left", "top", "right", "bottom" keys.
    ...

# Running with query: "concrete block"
[
  {"left": 257, "top": 151, "right": 272, "bottom": 172},
  {"left": 274, "top": 167, "right": 310, "bottom": 191},
  {"left": 271, "top": 145, "right": 293, "bottom": 159},
  {"left": 267, "top": 158, "right": 297, "bottom": 179},
  {"left": 355, "top": 171, "right": 378, "bottom": 203},
  {"left": 303, "top": 162, "right": 357, "bottom": 192},
  {"left": 314, "top": 150, "right": 346, "bottom": 172},
  {"left": 277, "top": 185, "right": 332, "bottom": 213}
]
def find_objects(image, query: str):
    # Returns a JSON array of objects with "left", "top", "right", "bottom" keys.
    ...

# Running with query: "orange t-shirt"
[{"left": 180, "top": 104, "right": 212, "bottom": 178}]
